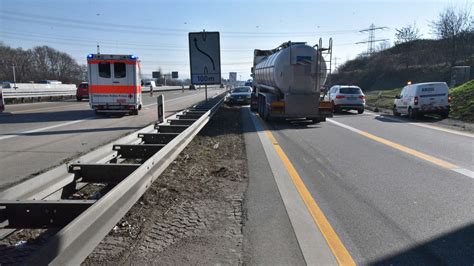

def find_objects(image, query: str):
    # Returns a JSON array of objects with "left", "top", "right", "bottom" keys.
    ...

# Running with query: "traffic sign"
[
  {"left": 189, "top": 31, "right": 221, "bottom": 85},
  {"left": 171, "top": 71, "right": 178, "bottom": 79},
  {"left": 152, "top": 71, "right": 161, "bottom": 79}
]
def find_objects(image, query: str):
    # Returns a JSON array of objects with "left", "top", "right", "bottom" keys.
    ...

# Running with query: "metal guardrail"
[
  {"left": 0, "top": 93, "right": 225, "bottom": 265},
  {"left": 2, "top": 85, "right": 197, "bottom": 100},
  {"left": 2, "top": 84, "right": 77, "bottom": 99}
]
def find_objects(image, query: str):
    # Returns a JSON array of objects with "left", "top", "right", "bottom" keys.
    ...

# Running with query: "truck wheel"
[
  {"left": 358, "top": 108, "right": 364, "bottom": 114},
  {"left": 76, "top": 97, "right": 82, "bottom": 101},
  {"left": 131, "top": 109, "right": 139, "bottom": 115}
]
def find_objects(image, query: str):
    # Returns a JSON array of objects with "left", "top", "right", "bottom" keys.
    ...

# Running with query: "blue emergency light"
[
  {"left": 87, "top": 54, "right": 94, "bottom": 59},
  {"left": 130, "top": 55, "right": 138, "bottom": 60}
]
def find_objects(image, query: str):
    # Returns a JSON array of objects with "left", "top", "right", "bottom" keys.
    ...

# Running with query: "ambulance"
[{"left": 87, "top": 54, "right": 142, "bottom": 115}]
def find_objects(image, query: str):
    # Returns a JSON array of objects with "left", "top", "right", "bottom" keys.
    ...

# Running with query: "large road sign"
[
  {"left": 189, "top": 31, "right": 221, "bottom": 85},
  {"left": 152, "top": 71, "right": 161, "bottom": 79},
  {"left": 171, "top": 71, "right": 178, "bottom": 79}
]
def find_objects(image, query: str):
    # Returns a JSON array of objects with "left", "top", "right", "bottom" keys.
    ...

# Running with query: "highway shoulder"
[{"left": 241, "top": 107, "right": 337, "bottom": 265}]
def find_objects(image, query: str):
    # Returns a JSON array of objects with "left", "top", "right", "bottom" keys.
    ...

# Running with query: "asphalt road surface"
[
  {"left": 0, "top": 87, "right": 225, "bottom": 190},
  {"left": 248, "top": 108, "right": 473, "bottom": 265}
]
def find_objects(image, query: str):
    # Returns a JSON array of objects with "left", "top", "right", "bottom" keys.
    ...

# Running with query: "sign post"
[{"left": 189, "top": 31, "right": 221, "bottom": 102}]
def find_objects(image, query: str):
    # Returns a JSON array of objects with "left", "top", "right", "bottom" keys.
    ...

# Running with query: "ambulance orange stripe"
[
  {"left": 90, "top": 85, "right": 141, "bottom": 94},
  {"left": 88, "top": 60, "right": 138, "bottom": 65}
]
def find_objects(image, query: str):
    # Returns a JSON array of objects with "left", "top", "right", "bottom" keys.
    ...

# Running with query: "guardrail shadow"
[
  {"left": 370, "top": 223, "right": 474, "bottom": 265},
  {"left": 374, "top": 113, "right": 448, "bottom": 124},
  {"left": 0, "top": 110, "right": 117, "bottom": 124},
  {"left": 0, "top": 126, "right": 143, "bottom": 138}
]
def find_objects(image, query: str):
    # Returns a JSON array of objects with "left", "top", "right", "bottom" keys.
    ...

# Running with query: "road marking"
[
  {"left": 12, "top": 103, "right": 89, "bottom": 114},
  {"left": 328, "top": 118, "right": 473, "bottom": 179},
  {"left": 256, "top": 116, "right": 356, "bottom": 266},
  {"left": 365, "top": 111, "right": 474, "bottom": 138},
  {"left": 1, "top": 90, "right": 225, "bottom": 141},
  {"left": 0, "top": 117, "right": 95, "bottom": 141}
]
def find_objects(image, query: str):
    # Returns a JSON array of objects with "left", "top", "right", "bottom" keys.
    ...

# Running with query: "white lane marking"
[
  {"left": 364, "top": 110, "right": 474, "bottom": 138},
  {"left": 327, "top": 118, "right": 474, "bottom": 179},
  {"left": 248, "top": 109, "right": 338, "bottom": 265},
  {"left": 0, "top": 117, "right": 95, "bottom": 141},
  {"left": 143, "top": 90, "right": 224, "bottom": 108},
  {"left": 1, "top": 90, "right": 224, "bottom": 141},
  {"left": 452, "top": 168, "right": 474, "bottom": 178}
]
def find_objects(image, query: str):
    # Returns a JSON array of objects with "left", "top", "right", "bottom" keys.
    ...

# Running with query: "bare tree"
[
  {"left": 430, "top": 5, "right": 472, "bottom": 39},
  {"left": 376, "top": 41, "right": 391, "bottom": 51},
  {"left": 0, "top": 44, "right": 85, "bottom": 84},
  {"left": 430, "top": 4, "right": 473, "bottom": 65},
  {"left": 395, "top": 23, "right": 421, "bottom": 44}
]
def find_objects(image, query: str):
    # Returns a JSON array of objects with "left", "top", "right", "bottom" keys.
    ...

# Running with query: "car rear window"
[
  {"left": 79, "top": 84, "right": 88, "bottom": 89},
  {"left": 232, "top": 87, "right": 250, "bottom": 93},
  {"left": 340, "top": 87, "right": 361, "bottom": 94}
]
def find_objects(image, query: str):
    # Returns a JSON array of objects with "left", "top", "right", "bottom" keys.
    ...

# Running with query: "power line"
[
  {"left": 1, "top": 11, "right": 361, "bottom": 38},
  {"left": 356, "top": 23, "right": 389, "bottom": 56}
]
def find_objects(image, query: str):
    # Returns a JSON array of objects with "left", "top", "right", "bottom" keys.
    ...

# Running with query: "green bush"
[{"left": 449, "top": 80, "right": 474, "bottom": 122}]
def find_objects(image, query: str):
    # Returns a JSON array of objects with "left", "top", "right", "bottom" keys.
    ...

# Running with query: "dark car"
[
  {"left": 76, "top": 82, "right": 89, "bottom": 101},
  {"left": 226, "top": 86, "right": 252, "bottom": 105}
]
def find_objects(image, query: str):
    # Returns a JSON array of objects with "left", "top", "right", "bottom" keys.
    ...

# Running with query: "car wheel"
[
  {"left": 408, "top": 107, "right": 417, "bottom": 119},
  {"left": 76, "top": 97, "right": 82, "bottom": 101},
  {"left": 331, "top": 101, "right": 338, "bottom": 113},
  {"left": 393, "top": 105, "right": 400, "bottom": 116},
  {"left": 358, "top": 108, "right": 364, "bottom": 114}
]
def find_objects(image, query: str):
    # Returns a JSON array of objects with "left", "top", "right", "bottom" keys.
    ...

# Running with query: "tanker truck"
[{"left": 250, "top": 41, "right": 332, "bottom": 123}]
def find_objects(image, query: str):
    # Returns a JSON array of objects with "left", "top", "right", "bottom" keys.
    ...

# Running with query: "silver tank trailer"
[{"left": 253, "top": 42, "right": 327, "bottom": 95}]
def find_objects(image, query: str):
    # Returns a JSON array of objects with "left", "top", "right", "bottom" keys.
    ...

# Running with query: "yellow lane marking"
[
  {"left": 359, "top": 131, "right": 458, "bottom": 169},
  {"left": 327, "top": 119, "right": 459, "bottom": 170},
  {"left": 259, "top": 118, "right": 356, "bottom": 266}
]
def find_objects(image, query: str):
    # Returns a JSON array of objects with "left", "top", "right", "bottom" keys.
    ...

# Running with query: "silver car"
[{"left": 326, "top": 85, "right": 366, "bottom": 114}]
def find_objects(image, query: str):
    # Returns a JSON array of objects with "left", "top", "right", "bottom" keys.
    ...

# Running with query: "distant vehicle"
[
  {"left": 76, "top": 82, "right": 89, "bottom": 101},
  {"left": 87, "top": 54, "right": 142, "bottom": 115},
  {"left": 244, "top": 80, "right": 252, "bottom": 87},
  {"left": 142, "top": 80, "right": 156, "bottom": 88},
  {"left": 325, "top": 85, "right": 365, "bottom": 114},
  {"left": 226, "top": 86, "right": 252, "bottom": 105},
  {"left": 0, "top": 88, "right": 4, "bottom": 113},
  {"left": 37, "top": 80, "right": 62, "bottom": 84},
  {"left": 251, "top": 41, "right": 332, "bottom": 123},
  {"left": 393, "top": 82, "right": 450, "bottom": 119}
]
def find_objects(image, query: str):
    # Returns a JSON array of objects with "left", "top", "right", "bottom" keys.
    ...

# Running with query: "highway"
[
  {"left": 246, "top": 108, "right": 473, "bottom": 264},
  {"left": 0, "top": 87, "right": 225, "bottom": 190}
]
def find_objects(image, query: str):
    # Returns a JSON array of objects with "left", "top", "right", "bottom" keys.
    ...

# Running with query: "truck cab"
[{"left": 87, "top": 54, "right": 142, "bottom": 115}]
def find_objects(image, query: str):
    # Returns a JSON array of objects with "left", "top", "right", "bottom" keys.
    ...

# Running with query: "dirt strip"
[{"left": 84, "top": 105, "right": 248, "bottom": 265}]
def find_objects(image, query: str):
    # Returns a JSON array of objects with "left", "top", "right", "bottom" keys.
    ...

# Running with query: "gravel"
[{"left": 83, "top": 105, "right": 248, "bottom": 265}]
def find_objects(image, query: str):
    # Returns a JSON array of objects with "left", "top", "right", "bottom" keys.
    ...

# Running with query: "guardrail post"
[{"left": 157, "top": 94, "right": 165, "bottom": 123}]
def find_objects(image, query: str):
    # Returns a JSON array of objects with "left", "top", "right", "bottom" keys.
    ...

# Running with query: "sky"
[{"left": 0, "top": 0, "right": 469, "bottom": 80}]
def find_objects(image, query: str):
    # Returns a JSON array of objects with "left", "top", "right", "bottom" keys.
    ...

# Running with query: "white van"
[{"left": 393, "top": 82, "right": 450, "bottom": 119}]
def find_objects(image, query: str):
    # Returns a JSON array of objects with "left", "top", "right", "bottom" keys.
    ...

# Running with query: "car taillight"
[
  {"left": 448, "top": 94, "right": 452, "bottom": 103},
  {"left": 336, "top": 95, "right": 345, "bottom": 99},
  {"left": 414, "top": 96, "right": 419, "bottom": 105},
  {"left": 359, "top": 95, "right": 365, "bottom": 99}
]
